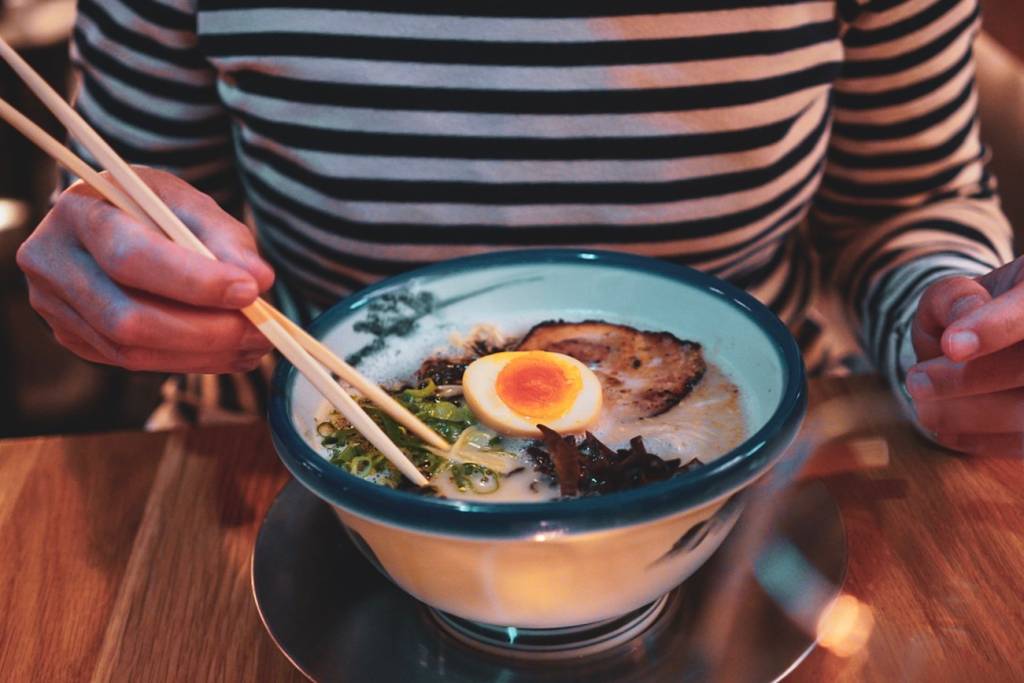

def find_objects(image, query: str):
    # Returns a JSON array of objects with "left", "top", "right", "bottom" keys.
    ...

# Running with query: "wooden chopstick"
[
  {"left": 0, "top": 98, "right": 144, "bottom": 217},
  {"left": 0, "top": 40, "right": 447, "bottom": 484},
  {"left": 258, "top": 305, "right": 448, "bottom": 449}
]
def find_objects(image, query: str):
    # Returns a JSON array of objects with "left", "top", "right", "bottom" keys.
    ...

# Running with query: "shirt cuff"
[{"left": 887, "top": 265, "right": 993, "bottom": 443}]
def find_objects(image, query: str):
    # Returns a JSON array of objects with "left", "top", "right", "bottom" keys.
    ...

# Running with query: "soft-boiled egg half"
[{"left": 462, "top": 350, "right": 603, "bottom": 437}]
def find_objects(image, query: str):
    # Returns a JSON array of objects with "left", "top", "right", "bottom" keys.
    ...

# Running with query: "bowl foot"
[{"left": 428, "top": 592, "right": 675, "bottom": 660}]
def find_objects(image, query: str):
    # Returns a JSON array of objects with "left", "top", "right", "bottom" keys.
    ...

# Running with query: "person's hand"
[
  {"left": 17, "top": 167, "right": 275, "bottom": 374},
  {"left": 907, "top": 260, "right": 1024, "bottom": 456}
]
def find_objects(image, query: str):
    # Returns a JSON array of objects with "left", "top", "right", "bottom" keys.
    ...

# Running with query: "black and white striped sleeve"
[
  {"left": 812, "top": 0, "right": 1013, "bottom": 413},
  {"left": 67, "top": 0, "right": 240, "bottom": 211}
]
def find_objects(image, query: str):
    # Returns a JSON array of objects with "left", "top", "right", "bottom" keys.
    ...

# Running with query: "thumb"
[{"left": 911, "top": 275, "right": 991, "bottom": 362}]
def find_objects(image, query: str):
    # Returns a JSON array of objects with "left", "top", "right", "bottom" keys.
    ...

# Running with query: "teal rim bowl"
[{"left": 269, "top": 249, "right": 806, "bottom": 538}]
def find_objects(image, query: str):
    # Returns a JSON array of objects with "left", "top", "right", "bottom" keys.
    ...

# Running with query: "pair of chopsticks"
[{"left": 0, "top": 38, "right": 446, "bottom": 486}]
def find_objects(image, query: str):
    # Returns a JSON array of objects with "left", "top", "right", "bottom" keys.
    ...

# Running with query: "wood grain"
[
  {"left": 793, "top": 376, "right": 1024, "bottom": 682},
  {"left": 0, "top": 377, "right": 1022, "bottom": 682},
  {"left": 0, "top": 426, "right": 301, "bottom": 683},
  {"left": 0, "top": 432, "right": 163, "bottom": 682},
  {"left": 91, "top": 426, "right": 303, "bottom": 683}
]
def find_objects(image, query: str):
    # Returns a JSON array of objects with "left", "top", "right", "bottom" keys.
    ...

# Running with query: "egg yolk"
[{"left": 495, "top": 352, "right": 582, "bottom": 421}]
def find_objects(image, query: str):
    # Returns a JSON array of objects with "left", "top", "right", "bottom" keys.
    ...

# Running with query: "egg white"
[{"left": 462, "top": 351, "right": 603, "bottom": 437}]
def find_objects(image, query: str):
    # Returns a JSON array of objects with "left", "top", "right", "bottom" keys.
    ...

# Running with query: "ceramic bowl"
[{"left": 269, "top": 250, "right": 806, "bottom": 629}]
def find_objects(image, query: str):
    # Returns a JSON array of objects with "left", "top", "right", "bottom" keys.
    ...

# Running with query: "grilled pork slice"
[{"left": 517, "top": 320, "right": 706, "bottom": 419}]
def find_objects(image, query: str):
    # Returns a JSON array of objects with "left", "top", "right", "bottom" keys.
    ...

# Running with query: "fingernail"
[
  {"left": 905, "top": 370, "right": 933, "bottom": 399},
  {"left": 947, "top": 330, "right": 979, "bottom": 359},
  {"left": 223, "top": 280, "right": 258, "bottom": 307}
]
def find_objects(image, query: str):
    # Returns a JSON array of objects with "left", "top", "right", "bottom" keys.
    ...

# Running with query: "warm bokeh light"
[
  {"left": 816, "top": 594, "right": 874, "bottom": 658},
  {"left": 0, "top": 199, "right": 29, "bottom": 233}
]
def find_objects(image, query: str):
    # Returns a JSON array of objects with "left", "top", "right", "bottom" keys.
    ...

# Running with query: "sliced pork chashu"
[{"left": 516, "top": 320, "right": 706, "bottom": 420}]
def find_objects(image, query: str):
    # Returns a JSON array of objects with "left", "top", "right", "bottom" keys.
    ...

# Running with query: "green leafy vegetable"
[
  {"left": 397, "top": 380, "right": 476, "bottom": 441},
  {"left": 319, "top": 381, "right": 504, "bottom": 493},
  {"left": 449, "top": 462, "right": 500, "bottom": 494},
  {"left": 401, "top": 379, "right": 435, "bottom": 399}
]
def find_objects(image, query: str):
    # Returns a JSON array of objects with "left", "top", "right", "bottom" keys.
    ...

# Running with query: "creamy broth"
[
  {"left": 589, "top": 364, "right": 747, "bottom": 465},
  {"left": 430, "top": 441, "right": 561, "bottom": 502},
  {"left": 313, "top": 357, "right": 746, "bottom": 502}
]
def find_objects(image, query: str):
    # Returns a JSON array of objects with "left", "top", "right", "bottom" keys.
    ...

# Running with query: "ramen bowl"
[{"left": 269, "top": 250, "right": 805, "bottom": 633}]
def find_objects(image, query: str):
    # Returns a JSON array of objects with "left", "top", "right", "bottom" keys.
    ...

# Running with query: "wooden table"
[{"left": 1, "top": 375, "right": 1022, "bottom": 682}]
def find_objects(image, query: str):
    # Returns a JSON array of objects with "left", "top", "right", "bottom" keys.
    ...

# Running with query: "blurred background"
[
  {"left": 0, "top": 0, "right": 163, "bottom": 437},
  {"left": 0, "top": 0, "right": 1022, "bottom": 438}
]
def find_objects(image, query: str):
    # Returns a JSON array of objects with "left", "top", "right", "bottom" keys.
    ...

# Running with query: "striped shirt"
[{"left": 66, "top": 0, "right": 1014, "bottom": 422}]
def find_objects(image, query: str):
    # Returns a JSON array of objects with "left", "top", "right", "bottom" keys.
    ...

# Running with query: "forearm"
[{"left": 814, "top": 0, "right": 1013, "bottom": 393}]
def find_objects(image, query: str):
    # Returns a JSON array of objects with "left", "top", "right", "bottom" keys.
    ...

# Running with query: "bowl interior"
[
  {"left": 272, "top": 250, "right": 805, "bottom": 535},
  {"left": 291, "top": 258, "right": 783, "bottom": 443}
]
